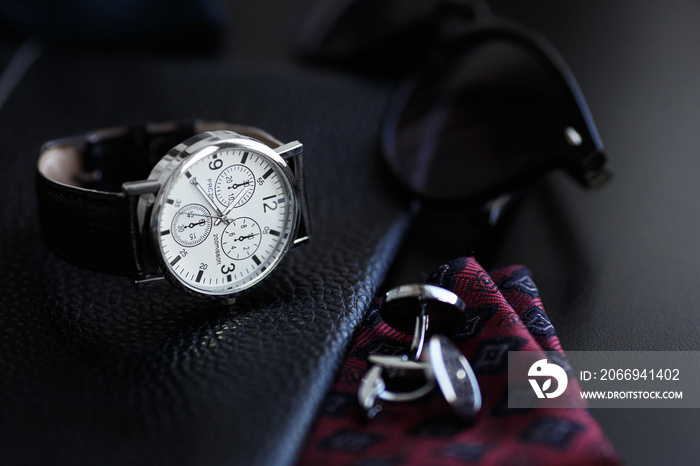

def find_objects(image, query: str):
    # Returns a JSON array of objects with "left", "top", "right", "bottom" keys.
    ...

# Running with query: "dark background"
[
  {"left": 1, "top": 0, "right": 700, "bottom": 464},
  {"left": 233, "top": 2, "right": 700, "bottom": 462}
]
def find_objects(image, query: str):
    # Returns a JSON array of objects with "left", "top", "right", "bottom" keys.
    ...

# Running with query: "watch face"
[{"left": 151, "top": 134, "right": 298, "bottom": 297}]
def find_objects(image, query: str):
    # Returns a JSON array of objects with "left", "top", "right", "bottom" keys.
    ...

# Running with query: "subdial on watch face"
[
  {"left": 215, "top": 164, "right": 255, "bottom": 209},
  {"left": 221, "top": 217, "right": 262, "bottom": 260},
  {"left": 171, "top": 203, "right": 213, "bottom": 247}
]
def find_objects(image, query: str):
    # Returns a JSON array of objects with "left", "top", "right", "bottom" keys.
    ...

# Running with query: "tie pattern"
[{"left": 299, "top": 257, "right": 620, "bottom": 465}]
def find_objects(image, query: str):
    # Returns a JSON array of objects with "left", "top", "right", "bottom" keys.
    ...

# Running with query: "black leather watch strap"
[
  {"left": 36, "top": 173, "right": 145, "bottom": 277},
  {"left": 35, "top": 121, "right": 287, "bottom": 279}
]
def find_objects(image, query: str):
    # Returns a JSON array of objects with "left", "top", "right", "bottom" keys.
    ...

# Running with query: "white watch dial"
[{"left": 153, "top": 144, "right": 297, "bottom": 297}]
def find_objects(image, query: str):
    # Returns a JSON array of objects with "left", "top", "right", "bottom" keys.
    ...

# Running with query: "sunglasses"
[{"left": 294, "top": 0, "right": 611, "bottom": 206}]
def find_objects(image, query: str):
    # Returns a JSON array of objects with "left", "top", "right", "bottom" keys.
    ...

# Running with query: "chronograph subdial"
[
  {"left": 215, "top": 164, "right": 255, "bottom": 209},
  {"left": 221, "top": 217, "right": 262, "bottom": 260},
  {"left": 171, "top": 203, "right": 213, "bottom": 247}
]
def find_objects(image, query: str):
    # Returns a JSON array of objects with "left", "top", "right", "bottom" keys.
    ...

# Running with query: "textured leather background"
[{"left": 0, "top": 48, "right": 412, "bottom": 465}]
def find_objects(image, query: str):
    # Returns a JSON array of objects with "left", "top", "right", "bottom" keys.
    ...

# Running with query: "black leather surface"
[{"left": 0, "top": 48, "right": 412, "bottom": 465}]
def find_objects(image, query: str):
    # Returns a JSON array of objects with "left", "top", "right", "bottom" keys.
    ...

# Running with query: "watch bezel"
[{"left": 142, "top": 130, "right": 301, "bottom": 299}]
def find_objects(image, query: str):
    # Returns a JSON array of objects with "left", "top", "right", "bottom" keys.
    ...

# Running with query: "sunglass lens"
[{"left": 383, "top": 32, "right": 600, "bottom": 201}]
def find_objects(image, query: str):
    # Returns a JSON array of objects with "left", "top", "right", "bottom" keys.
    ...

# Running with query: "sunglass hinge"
[{"left": 564, "top": 126, "right": 583, "bottom": 147}]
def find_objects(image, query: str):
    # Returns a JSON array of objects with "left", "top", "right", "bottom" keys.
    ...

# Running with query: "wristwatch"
[{"left": 36, "top": 121, "right": 310, "bottom": 300}]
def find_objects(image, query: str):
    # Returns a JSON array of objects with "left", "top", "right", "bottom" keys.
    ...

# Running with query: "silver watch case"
[{"left": 133, "top": 129, "right": 303, "bottom": 299}]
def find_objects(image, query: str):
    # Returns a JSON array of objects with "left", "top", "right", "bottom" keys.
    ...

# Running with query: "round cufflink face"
[{"left": 427, "top": 334, "right": 481, "bottom": 418}]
